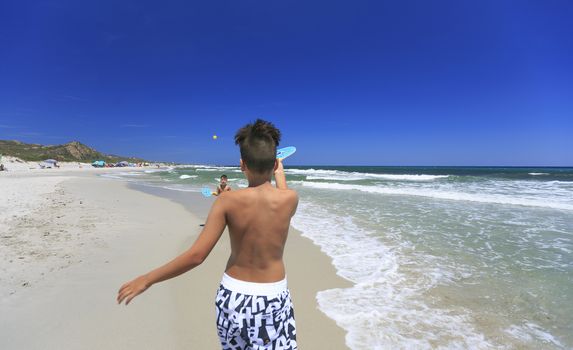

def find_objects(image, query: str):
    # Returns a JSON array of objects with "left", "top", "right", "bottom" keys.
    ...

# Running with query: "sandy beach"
[{"left": 0, "top": 168, "right": 350, "bottom": 349}]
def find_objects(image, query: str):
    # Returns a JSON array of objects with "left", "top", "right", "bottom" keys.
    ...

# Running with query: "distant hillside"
[{"left": 0, "top": 140, "right": 150, "bottom": 163}]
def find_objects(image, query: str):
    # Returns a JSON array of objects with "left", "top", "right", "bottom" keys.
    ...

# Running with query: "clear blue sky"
[{"left": 1, "top": 1, "right": 572, "bottom": 166}]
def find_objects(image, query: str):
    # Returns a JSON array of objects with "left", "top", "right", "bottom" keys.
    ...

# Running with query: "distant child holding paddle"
[
  {"left": 215, "top": 174, "right": 231, "bottom": 196},
  {"left": 117, "top": 119, "right": 299, "bottom": 349}
]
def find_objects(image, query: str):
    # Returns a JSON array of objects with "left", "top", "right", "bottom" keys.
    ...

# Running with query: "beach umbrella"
[{"left": 44, "top": 159, "right": 58, "bottom": 164}]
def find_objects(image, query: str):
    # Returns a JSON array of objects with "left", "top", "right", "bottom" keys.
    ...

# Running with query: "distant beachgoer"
[
  {"left": 0, "top": 164, "right": 4, "bottom": 171},
  {"left": 215, "top": 174, "right": 231, "bottom": 196},
  {"left": 117, "top": 119, "right": 298, "bottom": 349}
]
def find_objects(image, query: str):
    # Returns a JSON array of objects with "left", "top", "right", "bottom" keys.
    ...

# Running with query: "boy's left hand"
[{"left": 117, "top": 275, "right": 151, "bottom": 305}]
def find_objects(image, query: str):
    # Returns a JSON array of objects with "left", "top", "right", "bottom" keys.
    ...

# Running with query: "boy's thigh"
[{"left": 248, "top": 296, "right": 298, "bottom": 349}]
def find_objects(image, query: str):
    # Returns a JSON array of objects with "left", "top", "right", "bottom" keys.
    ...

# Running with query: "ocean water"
[{"left": 104, "top": 166, "right": 573, "bottom": 349}]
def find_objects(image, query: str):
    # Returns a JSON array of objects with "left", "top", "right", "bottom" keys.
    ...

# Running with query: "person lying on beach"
[
  {"left": 117, "top": 119, "right": 299, "bottom": 349},
  {"left": 215, "top": 174, "right": 231, "bottom": 196}
]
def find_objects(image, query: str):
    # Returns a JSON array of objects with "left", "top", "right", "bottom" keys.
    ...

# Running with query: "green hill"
[{"left": 0, "top": 140, "right": 150, "bottom": 163}]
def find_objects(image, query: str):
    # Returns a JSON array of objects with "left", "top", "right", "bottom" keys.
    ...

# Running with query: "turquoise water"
[{"left": 104, "top": 166, "right": 573, "bottom": 349}]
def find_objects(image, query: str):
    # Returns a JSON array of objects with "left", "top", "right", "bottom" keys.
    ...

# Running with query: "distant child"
[
  {"left": 216, "top": 174, "right": 231, "bottom": 196},
  {"left": 117, "top": 119, "right": 299, "bottom": 349}
]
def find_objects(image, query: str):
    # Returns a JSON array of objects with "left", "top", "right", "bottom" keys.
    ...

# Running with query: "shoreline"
[{"left": 0, "top": 169, "right": 350, "bottom": 349}]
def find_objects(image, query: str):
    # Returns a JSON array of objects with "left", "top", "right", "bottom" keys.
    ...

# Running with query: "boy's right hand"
[
  {"left": 117, "top": 275, "right": 151, "bottom": 305},
  {"left": 274, "top": 158, "right": 285, "bottom": 174},
  {"left": 274, "top": 159, "right": 287, "bottom": 189}
]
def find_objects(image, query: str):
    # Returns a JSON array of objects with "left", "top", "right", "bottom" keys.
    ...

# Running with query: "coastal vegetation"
[{"left": 0, "top": 140, "right": 149, "bottom": 163}]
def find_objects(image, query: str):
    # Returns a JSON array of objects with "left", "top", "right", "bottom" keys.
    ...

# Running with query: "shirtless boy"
[
  {"left": 216, "top": 174, "right": 231, "bottom": 195},
  {"left": 117, "top": 119, "right": 299, "bottom": 349}
]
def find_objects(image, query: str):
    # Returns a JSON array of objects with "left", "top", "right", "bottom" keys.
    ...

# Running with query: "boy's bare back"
[{"left": 219, "top": 183, "right": 298, "bottom": 283}]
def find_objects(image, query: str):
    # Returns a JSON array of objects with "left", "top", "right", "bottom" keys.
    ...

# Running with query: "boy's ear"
[
  {"left": 273, "top": 159, "right": 278, "bottom": 171},
  {"left": 240, "top": 159, "right": 246, "bottom": 172}
]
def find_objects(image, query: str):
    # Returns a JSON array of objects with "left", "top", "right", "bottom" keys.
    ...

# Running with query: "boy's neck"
[{"left": 247, "top": 172, "right": 272, "bottom": 187}]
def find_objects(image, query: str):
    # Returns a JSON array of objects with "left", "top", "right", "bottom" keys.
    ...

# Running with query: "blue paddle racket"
[
  {"left": 276, "top": 146, "right": 296, "bottom": 160},
  {"left": 201, "top": 187, "right": 213, "bottom": 197}
]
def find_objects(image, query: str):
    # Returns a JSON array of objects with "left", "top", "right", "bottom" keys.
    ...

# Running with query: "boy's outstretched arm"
[
  {"left": 117, "top": 196, "right": 227, "bottom": 305},
  {"left": 274, "top": 159, "right": 288, "bottom": 190}
]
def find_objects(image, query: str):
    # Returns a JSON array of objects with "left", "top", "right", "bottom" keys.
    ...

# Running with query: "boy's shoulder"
[
  {"left": 217, "top": 187, "right": 298, "bottom": 217},
  {"left": 219, "top": 186, "right": 297, "bottom": 201},
  {"left": 272, "top": 187, "right": 299, "bottom": 207},
  {"left": 280, "top": 188, "right": 298, "bottom": 200}
]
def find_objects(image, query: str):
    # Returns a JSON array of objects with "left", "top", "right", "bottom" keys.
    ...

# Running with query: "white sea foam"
[
  {"left": 285, "top": 168, "right": 343, "bottom": 175},
  {"left": 196, "top": 165, "right": 238, "bottom": 169},
  {"left": 305, "top": 175, "right": 366, "bottom": 181},
  {"left": 194, "top": 165, "right": 240, "bottom": 172},
  {"left": 116, "top": 171, "right": 144, "bottom": 176},
  {"left": 505, "top": 323, "right": 564, "bottom": 347},
  {"left": 300, "top": 181, "right": 573, "bottom": 211},
  {"left": 371, "top": 174, "right": 449, "bottom": 181},
  {"left": 179, "top": 174, "right": 197, "bottom": 179},
  {"left": 291, "top": 202, "right": 491, "bottom": 349},
  {"left": 528, "top": 172, "right": 549, "bottom": 176},
  {"left": 197, "top": 168, "right": 242, "bottom": 173},
  {"left": 286, "top": 168, "right": 449, "bottom": 181}
]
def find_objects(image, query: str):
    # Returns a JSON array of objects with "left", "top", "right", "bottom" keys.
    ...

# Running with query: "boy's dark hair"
[
  {"left": 221, "top": 174, "right": 228, "bottom": 179},
  {"left": 234, "top": 119, "right": 281, "bottom": 173}
]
